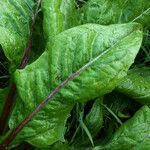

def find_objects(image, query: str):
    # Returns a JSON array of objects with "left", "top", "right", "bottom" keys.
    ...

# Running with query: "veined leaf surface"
[
  {"left": 116, "top": 67, "right": 150, "bottom": 105},
  {"left": 94, "top": 106, "right": 150, "bottom": 150},
  {"left": 0, "top": 0, "right": 34, "bottom": 66},
  {"left": 80, "top": 0, "right": 150, "bottom": 26},
  {"left": 42, "top": 0, "right": 78, "bottom": 40},
  {"left": 84, "top": 98, "right": 103, "bottom": 137},
  {"left": 9, "top": 23, "right": 142, "bottom": 147}
]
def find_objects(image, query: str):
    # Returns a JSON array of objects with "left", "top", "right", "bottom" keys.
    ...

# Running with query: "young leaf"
[
  {"left": 0, "top": 0, "right": 35, "bottom": 66},
  {"left": 84, "top": 98, "right": 103, "bottom": 137},
  {"left": 101, "top": 103, "right": 122, "bottom": 125},
  {"left": 9, "top": 23, "right": 142, "bottom": 147},
  {"left": 42, "top": 0, "right": 78, "bottom": 40},
  {"left": 79, "top": 112, "right": 94, "bottom": 147},
  {"left": 116, "top": 67, "right": 150, "bottom": 105},
  {"left": 72, "top": 98, "right": 103, "bottom": 147},
  {"left": 94, "top": 105, "right": 150, "bottom": 150},
  {"left": 80, "top": 0, "right": 150, "bottom": 26}
]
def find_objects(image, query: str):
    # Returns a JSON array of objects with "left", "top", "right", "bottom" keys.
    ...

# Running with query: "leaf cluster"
[{"left": 0, "top": 0, "right": 150, "bottom": 149}]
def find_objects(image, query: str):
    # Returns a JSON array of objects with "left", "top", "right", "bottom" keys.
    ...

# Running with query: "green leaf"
[
  {"left": 72, "top": 98, "right": 103, "bottom": 148},
  {"left": 84, "top": 98, "right": 103, "bottom": 137},
  {"left": 79, "top": 111, "right": 94, "bottom": 147},
  {"left": 80, "top": 0, "right": 150, "bottom": 26},
  {"left": 101, "top": 103, "right": 122, "bottom": 125},
  {"left": 94, "top": 105, "right": 150, "bottom": 150},
  {"left": 9, "top": 23, "right": 142, "bottom": 147},
  {"left": 0, "top": 0, "right": 35, "bottom": 66},
  {"left": 116, "top": 67, "right": 150, "bottom": 105},
  {"left": 104, "top": 91, "right": 135, "bottom": 117},
  {"left": 42, "top": 0, "right": 78, "bottom": 40}
]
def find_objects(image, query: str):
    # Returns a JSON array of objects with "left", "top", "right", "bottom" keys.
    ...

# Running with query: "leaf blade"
[
  {"left": 9, "top": 23, "right": 143, "bottom": 147},
  {"left": 80, "top": 0, "right": 150, "bottom": 26},
  {"left": 116, "top": 67, "right": 150, "bottom": 105},
  {"left": 0, "top": 0, "right": 35, "bottom": 66},
  {"left": 42, "top": 0, "right": 78, "bottom": 40},
  {"left": 94, "top": 105, "right": 150, "bottom": 150}
]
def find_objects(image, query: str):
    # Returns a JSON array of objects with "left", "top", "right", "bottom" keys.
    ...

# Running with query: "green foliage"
[
  {"left": 8, "top": 23, "right": 142, "bottom": 147},
  {"left": 0, "top": 0, "right": 34, "bottom": 66},
  {"left": 116, "top": 67, "right": 150, "bottom": 105},
  {"left": 0, "top": 0, "right": 149, "bottom": 149},
  {"left": 42, "top": 0, "right": 78, "bottom": 40},
  {"left": 94, "top": 106, "right": 150, "bottom": 150},
  {"left": 79, "top": 0, "right": 150, "bottom": 26},
  {"left": 84, "top": 98, "right": 103, "bottom": 137}
]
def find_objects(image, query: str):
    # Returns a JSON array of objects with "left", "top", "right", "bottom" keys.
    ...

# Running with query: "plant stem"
[
  {"left": 0, "top": 69, "right": 83, "bottom": 150},
  {"left": 0, "top": 27, "right": 115, "bottom": 148},
  {"left": 0, "top": 0, "right": 42, "bottom": 135},
  {"left": 0, "top": 84, "right": 16, "bottom": 134},
  {"left": 19, "top": 0, "right": 42, "bottom": 69}
]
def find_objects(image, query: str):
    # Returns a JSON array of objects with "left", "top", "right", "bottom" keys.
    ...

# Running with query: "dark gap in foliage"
[
  {"left": 104, "top": 91, "right": 141, "bottom": 121},
  {"left": 93, "top": 92, "right": 142, "bottom": 144},
  {"left": 65, "top": 101, "right": 94, "bottom": 144},
  {"left": 11, "top": 142, "right": 35, "bottom": 150},
  {"left": 65, "top": 104, "right": 80, "bottom": 141},
  {"left": 66, "top": 100, "right": 96, "bottom": 145},
  {"left": 134, "top": 28, "right": 150, "bottom": 67},
  {"left": 76, "top": 0, "right": 89, "bottom": 8},
  {"left": 145, "top": 61, "right": 150, "bottom": 66},
  {"left": 83, "top": 99, "right": 95, "bottom": 119},
  {"left": 0, "top": 45, "right": 9, "bottom": 88},
  {"left": 29, "top": 11, "right": 46, "bottom": 64},
  {"left": 134, "top": 49, "right": 146, "bottom": 66},
  {"left": 95, "top": 121, "right": 117, "bottom": 145}
]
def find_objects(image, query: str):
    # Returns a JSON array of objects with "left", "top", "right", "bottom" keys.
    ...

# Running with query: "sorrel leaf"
[
  {"left": 80, "top": 0, "right": 150, "bottom": 26},
  {"left": 116, "top": 67, "right": 150, "bottom": 105},
  {"left": 84, "top": 98, "right": 103, "bottom": 137},
  {"left": 9, "top": 23, "right": 142, "bottom": 147},
  {"left": 42, "top": 0, "right": 78, "bottom": 40},
  {"left": 94, "top": 105, "right": 150, "bottom": 150},
  {"left": 0, "top": 0, "right": 35, "bottom": 66}
]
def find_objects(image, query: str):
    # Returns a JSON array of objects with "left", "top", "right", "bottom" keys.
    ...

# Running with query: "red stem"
[
  {"left": 0, "top": 47, "right": 103, "bottom": 149},
  {"left": 0, "top": 84, "right": 16, "bottom": 134},
  {"left": 0, "top": 1, "right": 107, "bottom": 146},
  {"left": 0, "top": 0, "right": 41, "bottom": 135},
  {"left": 0, "top": 61, "right": 90, "bottom": 149}
]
